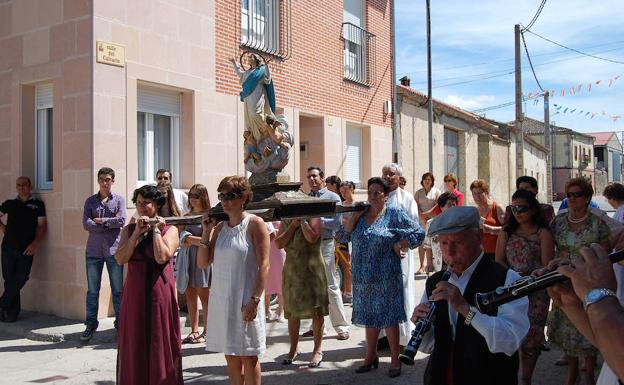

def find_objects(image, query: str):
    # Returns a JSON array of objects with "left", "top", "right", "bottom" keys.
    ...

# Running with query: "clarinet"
[
  {"left": 475, "top": 249, "right": 624, "bottom": 314},
  {"left": 399, "top": 269, "right": 452, "bottom": 366}
]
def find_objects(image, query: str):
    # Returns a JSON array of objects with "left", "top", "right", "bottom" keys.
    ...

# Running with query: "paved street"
[{"left": 0, "top": 273, "right": 585, "bottom": 385}]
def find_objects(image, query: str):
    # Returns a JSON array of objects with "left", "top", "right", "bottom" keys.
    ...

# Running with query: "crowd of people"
[{"left": 0, "top": 165, "right": 623, "bottom": 385}]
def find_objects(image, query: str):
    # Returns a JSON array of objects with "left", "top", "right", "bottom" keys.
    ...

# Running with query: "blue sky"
[{"left": 395, "top": 0, "right": 624, "bottom": 134}]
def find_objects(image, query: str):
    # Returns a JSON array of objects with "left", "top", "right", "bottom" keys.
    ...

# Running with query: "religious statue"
[{"left": 231, "top": 53, "right": 294, "bottom": 185}]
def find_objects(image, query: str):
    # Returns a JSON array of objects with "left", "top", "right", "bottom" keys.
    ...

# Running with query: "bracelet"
[
  {"left": 153, "top": 228, "right": 161, "bottom": 235},
  {"left": 199, "top": 239, "right": 210, "bottom": 248}
]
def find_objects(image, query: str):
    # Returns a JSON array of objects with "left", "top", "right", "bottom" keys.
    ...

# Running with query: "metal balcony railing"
[
  {"left": 240, "top": 0, "right": 291, "bottom": 59},
  {"left": 342, "top": 22, "right": 375, "bottom": 86}
]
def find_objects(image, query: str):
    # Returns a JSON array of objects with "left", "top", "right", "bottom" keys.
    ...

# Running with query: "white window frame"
[
  {"left": 241, "top": 0, "right": 280, "bottom": 54},
  {"left": 346, "top": 124, "right": 363, "bottom": 188},
  {"left": 137, "top": 112, "right": 180, "bottom": 188},
  {"left": 36, "top": 84, "right": 53, "bottom": 191},
  {"left": 343, "top": 0, "right": 368, "bottom": 84}
]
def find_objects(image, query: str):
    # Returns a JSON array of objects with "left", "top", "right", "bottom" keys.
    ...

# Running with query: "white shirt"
[
  {"left": 173, "top": 188, "right": 189, "bottom": 214},
  {"left": 387, "top": 187, "right": 419, "bottom": 221},
  {"left": 419, "top": 253, "right": 529, "bottom": 356}
]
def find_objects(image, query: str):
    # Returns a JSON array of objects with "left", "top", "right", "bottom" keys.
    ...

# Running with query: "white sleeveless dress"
[{"left": 205, "top": 214, "right": 266, "bottom": 356}]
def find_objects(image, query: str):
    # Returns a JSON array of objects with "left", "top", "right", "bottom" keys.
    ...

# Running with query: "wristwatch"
[
  {"left": 583, "top": 288, "right": 617, "bottom": 311},
  {"left": 464, "top": 306, "right": 478, "bottom": 326}
]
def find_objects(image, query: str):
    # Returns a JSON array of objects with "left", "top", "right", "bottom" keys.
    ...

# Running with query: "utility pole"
[
  {"left": 514, "top": 24, "right": 524, "bottom": 179},
  {"left": 426, "top": 0, "right": 434, "bottom": 172},
  {"left": 544, "top": 91, "right": 552, "bottom": 203}
]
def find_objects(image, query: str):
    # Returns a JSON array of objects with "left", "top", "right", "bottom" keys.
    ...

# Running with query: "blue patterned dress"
[{"left": 340, "top": 206, "right": 424, "bottom": 328}]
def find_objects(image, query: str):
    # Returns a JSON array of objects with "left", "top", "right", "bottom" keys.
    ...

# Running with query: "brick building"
[{"left": 0, "top": 0, "right": 394, "bottom": 320}]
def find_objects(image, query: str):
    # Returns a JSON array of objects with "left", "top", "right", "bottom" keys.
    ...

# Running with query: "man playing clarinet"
[{"left": 411, "top": 206, "right": 529, "bottom": 385}]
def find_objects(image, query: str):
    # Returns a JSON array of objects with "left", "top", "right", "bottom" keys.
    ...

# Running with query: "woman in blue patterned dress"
[{"left": 341, "top": 177, "right": 424, "bottom": 378}]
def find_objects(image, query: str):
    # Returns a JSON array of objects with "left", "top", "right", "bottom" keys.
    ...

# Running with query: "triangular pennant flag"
[
  {"left": 564, "top": 108, "right": 569, "bottom": 113},
  {"left": 596, "top": 80, "right": 602, "bottom": 85},
  {"left": 615, "top": 75, "right": 621, "bottom": 80},
  {"left": 591, "top": 113, "right": 596, "bottom": 119},
  {"left": 561, "top": 89, "right": 566, "bottom": 96},
  {"left": 570, "top": 108, "right": 577, "bottom": 113},
  {"left": 570, "top": 87, "right": 575, "bottom": 96},
  {"left": 588, "top": 83, "right": 592, "bottom": 92},
  {"left": 556, "top": 105, "right": 562, "bottom": 110},
  {"left": 578, "top": 110, "right": 583, "bottom": 114},
  {"left": 577, "top": 84, "right": 582, "bottom": 93},
  {"left": 609, "top": 79, "right": 614, "bottom": 87},
  {"left": 585, "top": 112, "right": 591, "bottom": 116}
]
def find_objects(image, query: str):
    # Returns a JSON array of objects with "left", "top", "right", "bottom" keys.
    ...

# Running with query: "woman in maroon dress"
[{"left": 115, "top": 185, "right": 182, "bottom": 385}]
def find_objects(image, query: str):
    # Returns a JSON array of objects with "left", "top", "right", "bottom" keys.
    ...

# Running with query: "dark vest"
[{"left": 423, "top": 256, "right": 519, "bottom": 385}]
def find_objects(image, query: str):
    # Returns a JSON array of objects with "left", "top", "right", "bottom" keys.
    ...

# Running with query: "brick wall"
[{"left": 215, "top": 0, "right": 393, "bottom": 128}]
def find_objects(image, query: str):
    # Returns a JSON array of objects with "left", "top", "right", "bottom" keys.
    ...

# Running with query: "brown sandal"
[
  {"left": 191, "top": 331, "right": 206, "bottom": 344},
  {"left": 182, "top": 331, "right": 199, "bottom": 344}
]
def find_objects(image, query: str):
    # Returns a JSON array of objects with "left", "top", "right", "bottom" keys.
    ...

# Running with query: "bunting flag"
[
  {"left": 524, "top": 75, "right": 621, "bottom": 99},
  {"left": 550, "top": 103, "right": 621, "bottom": 122}
]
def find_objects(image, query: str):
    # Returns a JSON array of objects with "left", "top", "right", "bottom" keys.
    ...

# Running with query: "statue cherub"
[{"left": 243, "top": 130, "right": 262, "bottom": 164}]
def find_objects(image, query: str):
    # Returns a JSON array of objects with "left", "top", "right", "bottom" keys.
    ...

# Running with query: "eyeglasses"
[
  {"left": 367, "top": 190, "right": 384, "bottom": 196},
  {"left": 188, "top": 193, "right": 200, "bottom": 199},
  {"left": 218, "top": 191, "right": 242, "bottom": 201},
  {"left": 511, "top": 204, "right": 530, "bottom": 215},
  {"left": 567, "top": 191, "right": 585, "bottom": 199}
]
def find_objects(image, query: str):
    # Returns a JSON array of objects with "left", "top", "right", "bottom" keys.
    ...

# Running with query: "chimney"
[{"left": 399, "top": 76, "right": 410, "bottom": 87}]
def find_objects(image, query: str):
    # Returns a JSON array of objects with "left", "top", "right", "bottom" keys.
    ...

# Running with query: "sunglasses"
[
  {"left": 511, "top": 204, "right": 530, "bottom": 215},
  {"left": 188, "top": 193, "right": 200, "bottom": 199},
  {"left": 218, "top": 191, "right": 242, "bottom": 201},
  {"left": 567, "top": 191, "right": 585, "bottom": 199}
]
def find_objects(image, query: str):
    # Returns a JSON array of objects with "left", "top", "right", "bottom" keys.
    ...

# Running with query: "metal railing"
[
  {"left": 240, "top": 0, "right": 291, "bottom": 59},
  {"left": 342, "top": 22, "right": 375, "bottom": 86}
]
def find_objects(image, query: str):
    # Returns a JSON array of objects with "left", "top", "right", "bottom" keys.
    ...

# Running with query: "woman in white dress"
[
  {"left": 197, "top": 176, "right": 270, "bottom": 385},
  {"left": 414, "top": 172, "right": 441, "bottom": 274}
]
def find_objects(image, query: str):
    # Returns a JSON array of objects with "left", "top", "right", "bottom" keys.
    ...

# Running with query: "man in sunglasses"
[
  {"left": 503, "top": 176, "right": 556, "bottom": 225},
  {"left": 303, "top": 166, "right": 351, "bottom": 341},
  {"left": 156, "top": 169, "right": 189, "bottom": 214}
]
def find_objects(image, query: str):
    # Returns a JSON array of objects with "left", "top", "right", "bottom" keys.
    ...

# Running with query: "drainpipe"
[{"left": 391, "top": 0, "right": 399, "bottom": 163}]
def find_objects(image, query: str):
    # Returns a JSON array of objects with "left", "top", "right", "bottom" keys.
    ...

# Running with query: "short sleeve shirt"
[{"left": 0, "top": 196, "right": 46, "bottom": 250}]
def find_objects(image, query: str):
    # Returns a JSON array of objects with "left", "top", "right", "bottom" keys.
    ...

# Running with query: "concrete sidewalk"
[{"left": 0, "top": 275, "right": 572, "bottom": 384}]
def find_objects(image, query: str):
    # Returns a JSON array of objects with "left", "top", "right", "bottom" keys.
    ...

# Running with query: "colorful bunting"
[{"left": 524, "top": 75, "right": 621, "bottom": 100}]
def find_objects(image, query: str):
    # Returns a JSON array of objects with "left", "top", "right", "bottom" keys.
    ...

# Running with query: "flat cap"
[{"left": 428, "top": 206, "right": 481, "bottom": 237}]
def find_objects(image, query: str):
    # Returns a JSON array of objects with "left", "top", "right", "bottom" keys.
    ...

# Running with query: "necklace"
[{"left": 567, "top": 211, "right": 589, "bottom": 224}]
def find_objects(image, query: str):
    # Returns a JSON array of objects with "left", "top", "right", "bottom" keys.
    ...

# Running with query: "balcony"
[
  {"left": 579, "top": 154, "right": 591, "bottom": 170},
  {"left": 342, "top": 22, "right": 376, "bottom": 86},
  {"left": 240, "top": 0, "right": 291, "bottom": 59}
]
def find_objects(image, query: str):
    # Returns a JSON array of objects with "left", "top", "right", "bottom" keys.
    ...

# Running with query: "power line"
[
  {"left": 521, "top": 30, "right": 544, "bottom": 91},
  {"left": 397, "top": 40, "right": 624, "bottom": 76},
  {"left": 523, "top": 0, "right": 547, "bottom": 31},
  {"left": 524, "top": 28, "right": 624, "bottom": 65},
  {"left": 408, "top": 45, "right": 624, "bottom": 87}
]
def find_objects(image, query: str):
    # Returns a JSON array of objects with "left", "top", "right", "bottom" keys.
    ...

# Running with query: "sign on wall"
[{"left": 96, "top": 41, "right": 125, "bottom": 67}]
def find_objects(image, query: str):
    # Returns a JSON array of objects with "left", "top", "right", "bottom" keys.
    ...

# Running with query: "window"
[
  {"left": 342, "top": 0, "right": 374, "bottom": 85},
  {"left": 346, "top": 124, "right": 363, "bottom": 187},
  {"left": 444, "top": 128, "right": 459, "bottom": 176},
  {"left": 241, "top": 0, "right": 280, "bottom": 55},
  {"left": 137, "top": 86, "right": 181, "bottom": 187},
  {"left": 574, "top": 146, "right": 578, "bottom": 161},
  {"left": 36, "top": 84, "right": 53, "bottom": 190}
]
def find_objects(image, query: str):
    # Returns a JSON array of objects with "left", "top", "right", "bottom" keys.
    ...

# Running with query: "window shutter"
[
  {"left": 346, "top": 125, "right": 362, "bottom": 185},
  {"left": 138, "top": 86, "right": 180, "bottom": 116},
  {"left": 36, "top": 84, "right": 53, "bottom": 109}
]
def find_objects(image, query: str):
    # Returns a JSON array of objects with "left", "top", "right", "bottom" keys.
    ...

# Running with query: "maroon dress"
[{"left": 117, "top": 225, "right": 183, "bottom": 385}]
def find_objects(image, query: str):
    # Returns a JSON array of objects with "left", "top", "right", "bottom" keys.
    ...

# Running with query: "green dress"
[
  {"left": 280, "top": 220, "right": 329, "bottom": 319},
  {"left": 548, "top": 210, "right": 610, "bottom": 358}
]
